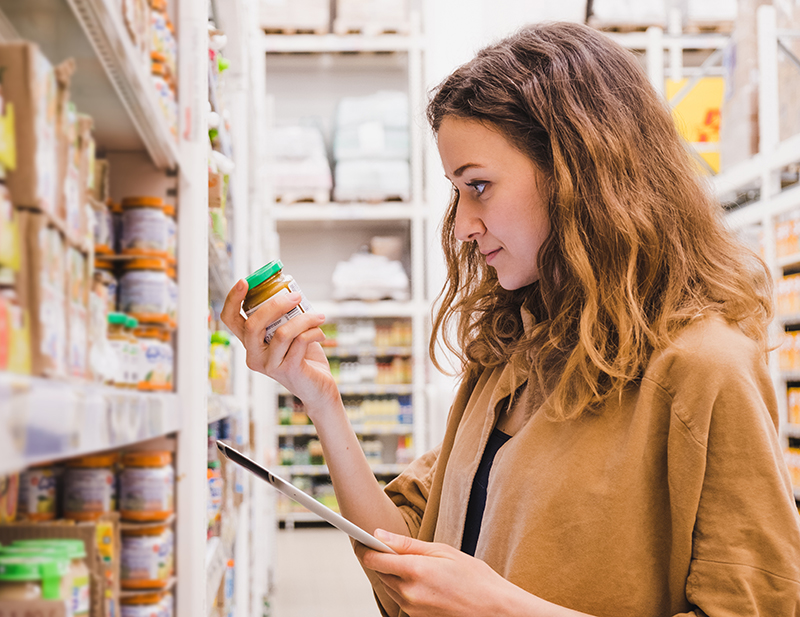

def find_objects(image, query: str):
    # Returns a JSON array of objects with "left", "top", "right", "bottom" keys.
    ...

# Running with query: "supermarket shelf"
[
  {"left": 272, "top": 202, "right": 422, "bottom": 222},
  {"left": 313, "top": 300, "right": 426, "bottom": 319},
  {"left": 280, "top": 463, "right": 406, "bottom": 476},
  {"left": 262, "top": 33, "right": 418, "bottom": 54},
  {"left": 277, "top": 423, "right": 413, "bottom": 437},
  {"left": 120, "top": 577, "right": 176, "bottom": 599},
  {"left": 0, "top": 373, "right": 180, "bottom": 475},
  {"left": 208, "top": 394, "right": 243, "bottom": 424},
  {"left": 281, "top": 383, "right": 413, "bottom": 396},
  {"left": 785, "top": 423, "right": 800, "bottom": 438},
  {"left": 778, "top": 254, "right": 800, "bottom": 270},
  {"left": 206, "top": 503, "right": 240, "bottom": 614},
  {"left": 323, "top": 345, "right": 413, "bottom": 358},
  {"left": 0, "top": 0, "right": 181, "bottom": 169}
]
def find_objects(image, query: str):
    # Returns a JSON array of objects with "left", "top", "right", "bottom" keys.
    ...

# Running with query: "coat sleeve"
[
  {"left": 383, "top": 443, "right": 441, "bottom": 538},
  {"left": 662, "top": 327, "right": 800, "bottom": 616}
]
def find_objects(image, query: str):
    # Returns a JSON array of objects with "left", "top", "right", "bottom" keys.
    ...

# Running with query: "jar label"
[
  {"left": 18, "top": 468, "right": 57, "bottom": 518},
  {"left": 73, "top": 573, "right": 90, "bottom": 615},
  {"left": 121, "top": 534, "right": 171, "bottom": 582},
  {"left": 120, "top": 467, "right": 174, "bottom": 514},
  {"left": 64, "top": 468, "right": 115, "bottom": 514},
  {"left": 246, "top": 282, "right": 314, "bottom": 344},
  {"left": 120, "top": 271, "right": 168, "bottom": 316},
  {"left": 121, "top": 209, "right": 167, "bottom": 253}
]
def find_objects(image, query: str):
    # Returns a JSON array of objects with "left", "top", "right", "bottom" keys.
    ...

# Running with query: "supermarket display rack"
[
  {"left": 0, "top": 0, "right": 231, "bottom": 616},
  {"left": 257, "top": 13, "right": 432, "bottom": 534}
]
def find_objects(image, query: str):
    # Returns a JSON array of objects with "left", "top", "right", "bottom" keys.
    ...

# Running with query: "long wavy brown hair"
[{"left": 427, "top": 21, "right": 773, "bottom": 421}]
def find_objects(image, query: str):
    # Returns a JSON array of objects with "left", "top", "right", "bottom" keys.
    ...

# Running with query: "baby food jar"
[
  {"left": 119, "top": 452, "right": 174, "bottom": 522},
  {"left": 17, "top": 465, "right": 57, "bottom": 521},
  {"left": 120, "top": 591, "right": 165, "bottom": 617},
  {"left": 93, "top": 200, "right": 113, "bottom": 256},
  {"left": 94, "top": 259, "right": 118, "bottom": 315},
  {"left": 121, "top": 525, "right": 173, "bottom": 589},
  {"left": 166, "top": 266, "right": 177, "bottom": 329},
  {"left": 120, "top": 197, "right": 168, "bottom": 257},
  {"left": 159, "top": 329, "right": 174, "bottom": 390},
  {"left": 242, "top": 260, "right": 313, "bottom": 344},
  {"left": 108, "top": 312, "right": 131, "bottom": 387},
  {"left": 119, "top": 258, "right": 169, "bottom": 324},
  {"left": 163, "top": 204, "right": 176, "bottom": 265},
  {"left": 135, "top": 326, "right": 168, "bottom": 391},
  {"left": 63, "top": 453, "right": 118, "bottom": 521},
  {"left": 0, "top": 554, "right": 68, "bottom": 604},
  {"left": 10, "top": 540, "right": 88, "bottom": 616}
]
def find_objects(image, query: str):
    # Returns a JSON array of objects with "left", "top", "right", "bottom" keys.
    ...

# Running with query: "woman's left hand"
[{"left": 355, "top": 530, "right": 526, "bottom": 617}]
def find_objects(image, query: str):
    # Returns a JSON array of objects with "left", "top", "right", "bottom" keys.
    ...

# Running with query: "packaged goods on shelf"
[
  {"left": 776, "top": 213, "right": 800, "bottom": 260},
  {"left": 779, "top": 330, "right": 800, "bottom": 373},
  {"left": 267, "top": 125, "right": 332, "bottom": 204},
  {"left": 121, "top": 590, "right": 173, "bottom": 617},
  {"left": 0, "top": 42, "right": 59, "bottom": 216},
  {"left": 0, "top": 265, "right": 31, "bottom": 374},
  {"left": 589, "top": 0, "right": 666, "bottom": 28},
  {"left": 119, "top": 258, "right": 171, "bottom": 325},
  {"left": 788, "top": 387, "right": 800, "bottom": 425},
  {"left": 63, "top": 454, "right": 117, "bottom": 522},
  {"left": 120, "top": 524, "right": 173, "bottom": 590},
  {"left": 209, "top": 331, "right": 232, "bottom": 395},
  {"left": 207, "top": 463, "right": 223, "bottom": 539},
  {"left": 118, "top": 452, "right": 174, "bottom": 523},
  {"left": 784, "top": 448, "right": 800, "bottom": 489},
  {"left": 120, "top": 197, "right": 168, "bottom": 258},
  {"left": 17, "top": 209, "right": 68, "bottom": 377},
  {"left": 67, "top": 247, "right": 90, "bottom": 378},
  {"left": 0, "top": 473, "right": 19, "bottom": 524},
  {"left": 123, "top": 0, "right": 152, "bottom": 68},
  {"left": 334, "top": 0, "right": 410, "bottom": 35},
  {"left": 135, "top": 326, "right": 173, "bottom": 391},
  {"left": 17, "top": 466, "right": 58, "bottom": 522},
  {"left": 0, "top": 178, "right": 20, "bottom": 272},
  {"left": 0, "top": 514, "right": 121, "bottom": 617},
  {"left": 776, "top": 274, "right": 800, "bottom": 318},
  {"left": 334, "top": 91, "right": 409, "bottom": 159},
  {"left": 333, "top": 158, "right": 410, "bottom": 203},
  {"left": 331, "top": 250, "right": 409, "bottom": 301},
  {"left": 259, "top": 0, "right": 331, "bottom": 34}
]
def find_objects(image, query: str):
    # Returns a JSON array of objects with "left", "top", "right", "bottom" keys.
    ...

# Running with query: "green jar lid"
[
  {"left": 246, "top": 260, "right": 282, "bottom": 290},
  {"left": 12, "top": 538, "right": 87, "bottom": 559},
  {"left": 0, "top": 554, "right": 68, "bottom": 599},
  {"left": 208, "top": 460, "right": 220, "bottom": 469},
  {"left": 108, "top": 312, "right": 128, "bottom": 325},
  {"left": 126, "top": 316, "right": 139, "bottom": 329},
  {"left": 210, "top": 331, "right": 231, "bottom": 345}
]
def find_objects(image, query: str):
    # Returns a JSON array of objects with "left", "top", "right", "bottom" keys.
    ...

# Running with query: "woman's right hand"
[{"left": 220, "top": 279, "right": 339, "bottom": 413}]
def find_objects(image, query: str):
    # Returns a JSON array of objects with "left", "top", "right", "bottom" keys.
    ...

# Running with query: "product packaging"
[
  {"left": 67, "top": 247, "right": 91, "bottom": 378},
  {"left": 0, "top": 513, "right": 121, "bottom": 617},
  {"left": 259, "top": 0, "right": 330, "bottom": 34},
  {"left": 17, "top": 209, "right": 68, "bottom": 377},
  {"left": 334, "top": 0, "right": 410, "bottom": 35},
  {"left": 0, "top": 42, "right": 59, "bottom": 214}
]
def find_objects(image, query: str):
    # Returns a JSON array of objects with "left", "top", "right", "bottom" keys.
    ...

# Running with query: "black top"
[{"left": 460, "top": 427, "right": 512, "bottom": 556}]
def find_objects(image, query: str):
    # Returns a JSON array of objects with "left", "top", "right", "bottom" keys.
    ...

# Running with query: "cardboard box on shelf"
[
  {"left": 0, "top": 600, "right": 67, "bottom": 617},
  {"left": 0, "top": 513, "right": 120, "bottom": 617},
  {"left": 0, "top": 42, "right": 59, "bottom": 214},
  {"left": 259, "top": 0, "right": 331, "bottom": 34},
  {"left": 16, "top": 209, "right": 68, "bottom": 377},
  {"left": 66, "top": 247, "right": 90, "bottom": 378}
]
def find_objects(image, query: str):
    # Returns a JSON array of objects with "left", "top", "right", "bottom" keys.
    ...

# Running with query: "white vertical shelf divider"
[{"left": 175, "top": 0, "right": 209, "bottom": 615}]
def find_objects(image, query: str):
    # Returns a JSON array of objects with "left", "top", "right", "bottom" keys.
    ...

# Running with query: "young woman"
[{"left": 222, "top": 21, "right": 800, "bottom": 617}]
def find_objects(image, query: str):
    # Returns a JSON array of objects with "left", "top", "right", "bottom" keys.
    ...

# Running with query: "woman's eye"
[{"left": 466, "top": 181, "right": 487, "bottom": 196}]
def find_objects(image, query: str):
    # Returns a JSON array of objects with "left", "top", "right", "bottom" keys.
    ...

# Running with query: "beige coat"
[{"left": 377, "top": 317, "right": 800, "bottom": 616}]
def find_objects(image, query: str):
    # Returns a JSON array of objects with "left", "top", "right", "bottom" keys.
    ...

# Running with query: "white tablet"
[{"left": 217, "top": 441, "right": 396, "bottom": 554}]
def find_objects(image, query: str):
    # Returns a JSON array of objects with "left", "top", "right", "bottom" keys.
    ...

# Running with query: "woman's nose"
[{"left": 453, "top": 199, "right": 485, "bottom": 242}]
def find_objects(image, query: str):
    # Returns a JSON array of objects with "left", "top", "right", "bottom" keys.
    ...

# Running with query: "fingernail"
[
  {"left": 237, "top": 279, "right": 247, "bottom": 291},
  {"left": 374, "top": 529, "right": 391, "bottom": 541},
  {"left": 316, "top": 313, "right": 325, "bottom": 321},
  {"left": 287, "top": 292, "right": 301, "bottom": 301}
]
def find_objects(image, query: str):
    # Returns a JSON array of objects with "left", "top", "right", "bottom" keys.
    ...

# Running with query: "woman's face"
[{"left": 437, "top": 117, "right": 551, "bottom": 290}]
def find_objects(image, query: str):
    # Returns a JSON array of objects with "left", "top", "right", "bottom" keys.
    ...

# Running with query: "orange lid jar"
[
  {"left": 120, "top": 525, "right": 173, "bottom": 590},
  {"left": 63, "top": 453, "right": 118, "bottom": 521},
  {"left": 120, "top": 197, "right": 167, "bottom": 258},
  {"left": 119, "top": 258, "right": 169, "bottom": 325},
  {"left": 119, "top": 452, "right": 174, "bottom": 522}
]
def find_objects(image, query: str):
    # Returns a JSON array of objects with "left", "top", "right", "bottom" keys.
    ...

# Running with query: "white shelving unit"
[{"left": 258, "top": 15, "right": 431, "bottom": 531}]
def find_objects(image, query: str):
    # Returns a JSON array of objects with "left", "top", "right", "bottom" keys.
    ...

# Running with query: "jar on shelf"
[
  {"left": 126, "top": 316, "right": 141, "bottom": 388},
  {"left": 17, "top": 465, "right": 57, "bottom": 521},
  {"left": 93, "top": 200, "right": 113, "bottom": 256},
  {"left": 209, "top": 331, "right": 231, "bottom": 395},
  {"left": 0, "top": 554, "right": 68, "bottom": 604},
  {"left": 163, "top": 204, "right": 177, "bottom": 265},
  {"left": 242, "top": 260, "right": 313, "bottom": 344},
  {"left": 166, "top": 265, "right": 178, "bottom": 329},
  {"left": 135, "top": 325, "right": 169, "bottom": 391},
  {"left": 119, "top": 258, "right": 170, "bottom": 325},
  {"left": 159, "top": 328, "right": 174, "bottom": 390},
  {"left": 94, "top": 258, "right": 118, "bottom": 315},
  {"left": 120, "top": 197, "right": 168, "bottom": 258},
  {"left": 120, "top": 525, "right": 173, "bottom": 589},
  {"left": 119, "top": 451, "right": 174, "bottom": 522},
  {"left": 11, "top": 539, "right": 90, "bottom": 617},
  {"left": 120, "top": 591, "right": 166, "bottom": 617},
  {"left": 107, "top": 312, "right": 131, "bottom": 388},
  {"left": 110, "top": 201, "right": 123, "bottom": 254},
  {"left": 63, "top": 453, "right": 118, "bottom": 521}
]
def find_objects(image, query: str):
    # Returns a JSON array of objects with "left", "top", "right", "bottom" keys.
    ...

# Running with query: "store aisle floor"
[{"left": 273, "top": 526, "right": 382, "bottom": 617}]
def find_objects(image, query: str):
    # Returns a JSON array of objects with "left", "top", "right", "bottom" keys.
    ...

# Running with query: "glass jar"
[
  {"left": 94, "top": 258, "right": 118, "bottom": 315},
  {"left": 107, "top": 312, "right": 130, "bottom": 388},
  {"left": 119, "top": 451, "right": 174, "bottom": 522},
  {"left": 120, "top": 591, "right": 165, "bottom": 617},
  {"left": 209, "top": 331, "right": 231, "bottom": 395},
  {"left": 163, "top": 204, "right": 176, "bottom": 266},
  {"left": 120, "top": 525, "right": 172, "bottom": 589},
  {"left": 119, "top": 258, "right": 169, "bottom": 324},
  {"left": 121, "top": 197, "right": 167, "bottom": 257},
  {"left": 0, "top": 555, "right": 66, "bottom": 602},
  {"left": 10, "top": 540, "right": 89, "bottom": 617},
  {"left": 125, "top": 316, "right": 141, "bottom": 388},
  {"left": 17, "top": 466, "right": 57, "bottom": 521},
  {"left": 166, "top": 266, "right": 177, "bottom": 330},
  {"left": 159, "top": 329, "right": 174, "bottom": 391},
  {"left": 135, "top": 326, "right": 168, "bottom": 391},
  {"left": 63, "top": 453, "right": 118, "bottom": 521},
  {"left": 242, "top": 260, "right": 313, "bottom": 344},
  {"left": 93, "top": 200, "right": 113, "bottom": 256}
]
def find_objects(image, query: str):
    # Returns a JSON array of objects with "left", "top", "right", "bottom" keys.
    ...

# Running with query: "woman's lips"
[{"left": 484, "top": 248, "right": 500, "bottom": 265}]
